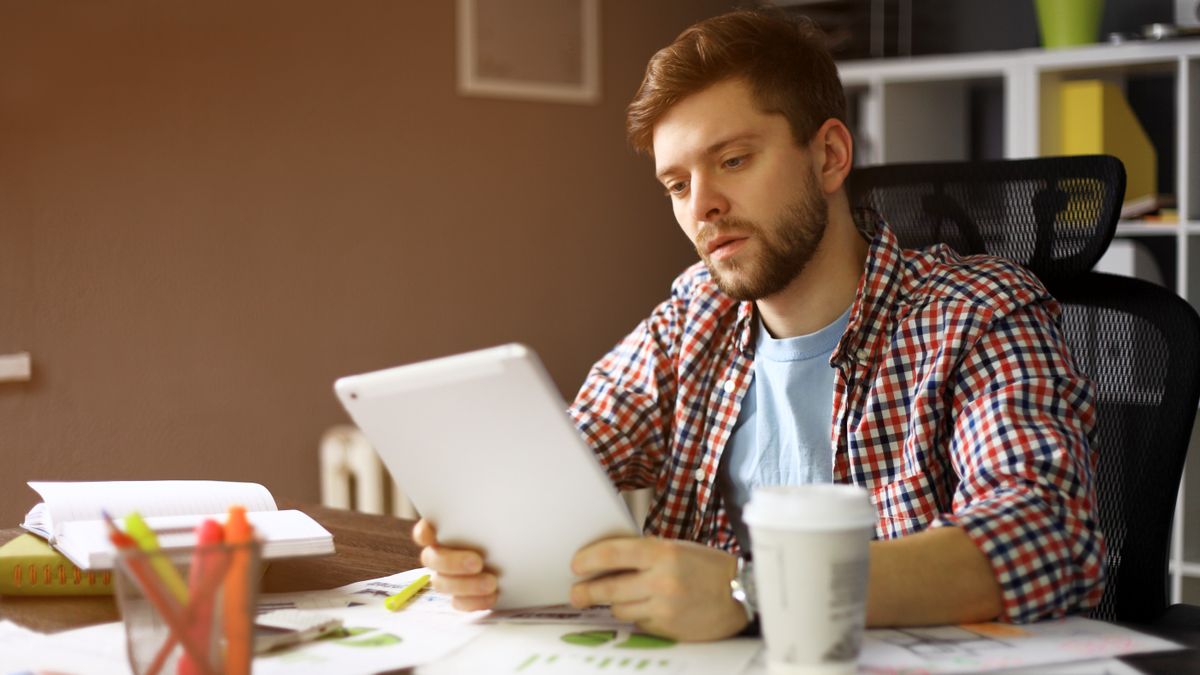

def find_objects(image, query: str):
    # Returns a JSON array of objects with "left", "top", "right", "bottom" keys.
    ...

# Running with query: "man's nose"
[{"left": 689, "top": 176, "right": 729, "bottom": 225}]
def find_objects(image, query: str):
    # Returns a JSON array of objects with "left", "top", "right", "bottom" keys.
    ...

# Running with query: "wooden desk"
[
  {"left": 2, "top": 504, "right": 1198, "bottom": 673},
  {"left": 0, "top": 503, "right": 420, "bottom": 634}
]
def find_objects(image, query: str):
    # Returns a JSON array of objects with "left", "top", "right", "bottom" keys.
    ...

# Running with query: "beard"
[{"left": 696, "top": 173, "right": 829, "bottom": 301}]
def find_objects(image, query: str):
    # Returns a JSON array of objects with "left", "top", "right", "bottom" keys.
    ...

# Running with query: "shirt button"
[
  {"left": 855, "top": 347, "right": 869, "bottom": 360},
  {"left": 722, "top": 380, "right": 735, "bottom": 394},
  {"left": 693, "top": 468, "right": 706, "bottom": 482}
]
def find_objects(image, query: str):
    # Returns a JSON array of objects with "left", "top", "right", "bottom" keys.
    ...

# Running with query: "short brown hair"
[{"left": 626, "top": 8, "right": 846, "bottom": 155}]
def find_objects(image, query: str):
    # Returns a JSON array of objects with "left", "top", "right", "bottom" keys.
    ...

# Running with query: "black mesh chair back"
[{"left": 849, "top": 155, "right": 1200, "bottom": 624}]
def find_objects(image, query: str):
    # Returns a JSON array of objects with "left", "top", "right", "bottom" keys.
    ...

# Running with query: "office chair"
[{"left": 848, "top": 155, "right": 1200, "bottom": 626}]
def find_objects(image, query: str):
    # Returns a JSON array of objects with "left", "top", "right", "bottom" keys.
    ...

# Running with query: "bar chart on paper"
[
  {"left": 515, "top": 653, "right": 680, "bottom": 673},
  {"left": 420, "top": 624, "right": 761, "bottom": 675}
]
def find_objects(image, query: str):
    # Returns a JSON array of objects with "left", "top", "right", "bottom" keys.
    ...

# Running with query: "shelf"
[
  {"left": 1113, "top": 222, "right": 1200, "bottom": 236},
  {"left": 838, "top": 40, "right": 1200, "bottom": 85},
  {"left": 839, "top": 39, "right": 1200, "bottom": 606},
  {"left": 1116, "top": 222, "right": 1184, "bottom": 237},
  {"left": 1170, "top": 560, "right": 1200, "bottom": 577}
]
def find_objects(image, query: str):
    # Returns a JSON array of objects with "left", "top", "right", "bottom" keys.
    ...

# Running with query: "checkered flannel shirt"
[{"left": 568, "top": 218, "right": 1106, "bottom": 623}]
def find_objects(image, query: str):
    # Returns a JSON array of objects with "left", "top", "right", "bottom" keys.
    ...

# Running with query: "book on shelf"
[
  {"left": 20, "top": 480, "right": 335, "bottom": 570},
  {"left": 0, "top": 533, "right": 114, "bottom": 596},
  {"left": 1120, "top": 194, "right": 1163, "bottom": 220},
  {"left": 1058, "top": 79, "right": 1158, "bottom": 213}
]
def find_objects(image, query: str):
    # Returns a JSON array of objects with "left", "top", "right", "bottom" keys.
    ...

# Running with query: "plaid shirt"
[{"left": 569, "top": 218, "right": 1105, "bottom": 623}]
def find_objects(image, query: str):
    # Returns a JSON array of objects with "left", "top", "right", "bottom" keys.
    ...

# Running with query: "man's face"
[{"left": 652, "top": 78, "right": 828, "bottom": 301}]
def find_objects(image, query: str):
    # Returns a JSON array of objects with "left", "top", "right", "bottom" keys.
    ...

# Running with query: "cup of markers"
[{"left": 108, "top": 506, "right": 261, "bottom": 675}]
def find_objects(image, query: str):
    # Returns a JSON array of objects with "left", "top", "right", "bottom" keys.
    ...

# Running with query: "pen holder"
[{"left": 114, "top": 540, "right": 262, "bottom": 675}]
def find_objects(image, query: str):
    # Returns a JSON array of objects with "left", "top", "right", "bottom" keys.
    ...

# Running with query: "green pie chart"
[
  {"left": 334, "top": 627, "right": 404, "bottom": 648},
  {"left": 561, "top": 630, "right": 617, "bottom": 646},
  {"left": 560, "top": 630, "right": 676, "bottom": 649},
  {"left": 616, "top": 633, "right": 675, "bottom": 649}
]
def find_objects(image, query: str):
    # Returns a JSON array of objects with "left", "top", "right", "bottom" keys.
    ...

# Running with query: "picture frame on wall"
[{"left": 456, "top": 0, "right": 601, "bottom": 105}]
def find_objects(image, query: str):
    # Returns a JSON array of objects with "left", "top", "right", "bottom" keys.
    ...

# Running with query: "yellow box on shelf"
[
  {"left": 0, "top": 533, "right": 113, "bottom": 596},
  {"left": 1058, "top": 80, "right": 1158, "bottom": 216}
]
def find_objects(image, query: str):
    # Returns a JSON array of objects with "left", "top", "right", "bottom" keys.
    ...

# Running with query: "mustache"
[{"left": 696, "top": 218, "right": 756, "bottom": 253}]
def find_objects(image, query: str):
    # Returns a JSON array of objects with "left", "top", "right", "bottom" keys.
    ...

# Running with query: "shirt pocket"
[{"left": 870, "top": 472, "right": 938, "bottom": 539}]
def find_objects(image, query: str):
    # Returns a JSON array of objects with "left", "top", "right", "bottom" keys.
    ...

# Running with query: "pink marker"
[{"left": 177, "top": 518, "right": 225, "bottom": 675}]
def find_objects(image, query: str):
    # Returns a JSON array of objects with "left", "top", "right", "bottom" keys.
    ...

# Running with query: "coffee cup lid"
[{"left": 743, "top": 484, "right": 876, "bottom": 532}]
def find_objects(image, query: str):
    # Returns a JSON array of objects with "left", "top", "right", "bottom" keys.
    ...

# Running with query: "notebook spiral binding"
[{"left": 11, "top": 562, "right": 113, "bottom": 589}]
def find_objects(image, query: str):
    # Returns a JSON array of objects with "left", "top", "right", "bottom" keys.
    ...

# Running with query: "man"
[{"left": 415, "top": 8, "right": 1105, "bottom": 641}]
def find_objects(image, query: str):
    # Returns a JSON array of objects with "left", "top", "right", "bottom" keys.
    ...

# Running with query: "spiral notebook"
[{"left": 0, "top": 533, "right": 113, "bottom": 596}]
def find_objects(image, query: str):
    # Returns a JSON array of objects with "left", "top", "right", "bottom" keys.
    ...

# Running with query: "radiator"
[{"left": 319, "top": 424, "right": 416, "bottom": 518}]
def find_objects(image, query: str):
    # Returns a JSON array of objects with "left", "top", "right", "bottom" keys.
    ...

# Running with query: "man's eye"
[
  {"left": 665, "top": 181, "right": 688, "bottom": 196},
  {"left": 723, "top": 156, "right": 745, "bottom": 169}
]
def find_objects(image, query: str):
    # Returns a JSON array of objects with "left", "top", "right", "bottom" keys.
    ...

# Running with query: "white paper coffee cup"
[{"left": 743, "top": 484, "right": 876, "bottom": 675}]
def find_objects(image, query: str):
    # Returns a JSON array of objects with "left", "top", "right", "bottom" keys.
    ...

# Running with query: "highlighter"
[
  {"left": 222, "top": 505, "right": 255, "bottom": 675},
  {"left": 124, "top": 511, "right": 190, "bottom": 604}
]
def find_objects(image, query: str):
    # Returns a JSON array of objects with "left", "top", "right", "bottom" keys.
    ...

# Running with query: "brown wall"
[{"left": 0, "top": 1, "right": 734, "bottom": 524}]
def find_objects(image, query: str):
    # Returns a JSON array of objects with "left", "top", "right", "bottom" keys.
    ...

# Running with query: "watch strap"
[{"left": 729, "top": 556, "right": 756, "bottom": 623}]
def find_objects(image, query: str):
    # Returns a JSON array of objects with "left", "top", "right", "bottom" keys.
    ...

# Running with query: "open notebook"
[{"left": 20, "top": 481, "right": 335, "bottom": 570}]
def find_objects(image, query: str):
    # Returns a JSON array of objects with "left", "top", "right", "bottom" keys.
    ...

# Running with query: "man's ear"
[{"left": 810, "top": 119, "right": 853, "bottom": 195}]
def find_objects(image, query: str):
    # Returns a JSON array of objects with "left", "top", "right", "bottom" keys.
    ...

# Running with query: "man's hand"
[
  {"left": 569, "top": 537, "right": 748, "bottom": 641},
  {"left": 412, "top": 518, "right": 498, "bottom": 611}
]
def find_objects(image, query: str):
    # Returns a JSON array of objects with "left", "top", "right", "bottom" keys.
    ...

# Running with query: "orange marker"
[{"left": 222, "top": 505, "right": 255, "bottom": 675}]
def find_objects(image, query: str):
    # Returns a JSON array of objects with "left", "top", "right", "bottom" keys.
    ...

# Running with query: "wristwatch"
[{"left": 729, "top": 556, "right": 757, "bottom": 622}]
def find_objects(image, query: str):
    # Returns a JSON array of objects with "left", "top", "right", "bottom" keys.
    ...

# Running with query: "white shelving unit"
[{"left": 838, "top": 39, "right": 1200, "bottom": 603}]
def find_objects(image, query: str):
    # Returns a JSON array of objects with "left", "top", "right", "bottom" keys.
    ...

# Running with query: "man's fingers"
[
  {"left": 451, "top": 592, "right": 499, "bottom": 612},
  {"left": 570, "top": 571, "right": 650, "bottom": 608},
  {"left": 413, "top": 519, "right": 496, "bottom": 612},
  {"left": 610, "top": 599, "right": 653, "bottom": 624},
  {"left": 412, "top": 518, "right": 436, "bottom": 546},
  {"left": 572, "top": 537, "right": 659, "bottom": 576},
  {"left": 432, "top": 571, "right": 498, "bottom": 597},
  {"left": 420, "top": 544, "right": 484, "bottom": 574}
]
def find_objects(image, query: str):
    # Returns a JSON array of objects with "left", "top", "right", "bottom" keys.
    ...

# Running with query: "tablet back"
[{"left": 334, "top": 343, "right": 639, "bottom": 609}]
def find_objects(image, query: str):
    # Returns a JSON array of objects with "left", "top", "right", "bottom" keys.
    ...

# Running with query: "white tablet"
[{"left": 334, "top": 343, "right": 639, "bottom": 609}]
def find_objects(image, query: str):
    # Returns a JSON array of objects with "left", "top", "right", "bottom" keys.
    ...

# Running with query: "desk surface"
[
  {"left": 0, "top": 502, "right": 420, "bottom": 634},
  {"left": 2, "top": 503, "right": 1199, "bottom": 674}
]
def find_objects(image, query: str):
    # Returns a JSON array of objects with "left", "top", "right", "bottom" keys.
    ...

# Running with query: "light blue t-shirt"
[{"left": 717, "top": 306, "right": 852, "bottom": 548}]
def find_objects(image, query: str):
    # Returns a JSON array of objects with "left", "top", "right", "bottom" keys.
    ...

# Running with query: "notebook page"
[
  {"left": 25, "top": 481, "right": 277, "bottom": 539},
  {"left": 56, "top": 509, "right": 334, "bottom": 569}
]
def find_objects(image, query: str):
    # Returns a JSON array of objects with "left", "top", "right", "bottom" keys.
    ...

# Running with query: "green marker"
[
  {"left": 123, "top": 511, "right": 189, "bottom": 603},
  {"left": 384, "top": 574, "right": 430, "bottom": 611}
]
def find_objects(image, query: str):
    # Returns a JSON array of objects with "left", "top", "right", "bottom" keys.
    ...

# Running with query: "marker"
[
  {"left": 385, "top": 574, "right": 431, "bottom": 611},
  {"left": 102, "top": 512, "right": 211, "bottom": 674},
  {"left": 223, "top": 505, "right": 255, "bottom": 675},
  {"left": 124, "top": 511, "right": 190, "bottom": 603},
  {"left": 178, "top": 519, "right": 225, "bottom": 675}
]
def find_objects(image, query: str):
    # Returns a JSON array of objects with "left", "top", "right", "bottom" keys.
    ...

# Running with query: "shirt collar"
[{"left": 832, "top": 210, "right": 906, "bottom": 368}]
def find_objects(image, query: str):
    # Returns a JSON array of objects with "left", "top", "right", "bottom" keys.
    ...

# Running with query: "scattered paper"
[
  {"left": 249, "top": 567, "right": 487, "bottom": 674},
  {"left": 7, "top": 570, "right": 1176, "bottom": 675},
  {"left": 0, "top": 620, "right": 41, "bottom": 641},
  {"left": 485, "top": 604, "right": 631, "bottom": 627},
  {"left": 1000, "top": 657, "right": 1146, "bottom": 674},
  {"left": 258, "top": 566, "right": 482, "bottom": 618},
  {"left": 0, "top": 620, "right": 130, "bottom": 675},
  {"left": 252, "top": 604, "right": 485, "bottom": 675},
  {"left": 740, "top": 651, "right": 1143, "bottom": 675},
  {"left": 859, "top": 617, "right": 1182, "bottom": 674},
  {"left": 418, "top": 623, "right": 761, "bottom": 675}
]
